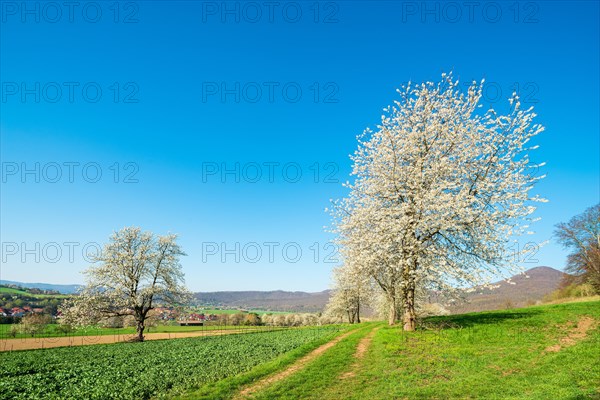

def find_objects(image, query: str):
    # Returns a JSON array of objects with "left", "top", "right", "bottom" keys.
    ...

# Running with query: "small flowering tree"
[
  {"left": 332, "top": 73, "right": 546, "bottom": 330},
  {"left": 60, "top": 227, "right": 191, "bottom": 341},
  {"left": 325, "top": 265, "right": 372, "bottom": 323}
]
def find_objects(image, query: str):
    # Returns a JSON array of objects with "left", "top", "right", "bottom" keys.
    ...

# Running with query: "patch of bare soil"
[
  {"left": 0, "top": 328, "right": 262, "bottom": 352},
  {"left": 544, "top": 316, "right": 597, "bottom": 353},
  {"left": 235, "top": 329, "right": 355, "bottom": 399},
  {"left": 488, "top": 365, "right": 521, "bottom": 377}
]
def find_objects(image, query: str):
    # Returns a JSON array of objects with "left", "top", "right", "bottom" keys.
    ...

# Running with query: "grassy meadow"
[
  {"left": 1, "top": 301, "right": 598, "bottom": 399},
  {"left": 245, "top": 301, "right": 600, "bottom": 400}
]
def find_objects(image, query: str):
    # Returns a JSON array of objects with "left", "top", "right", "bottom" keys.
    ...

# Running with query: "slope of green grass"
[
  {"left": 0, "top": 286, "right": 69, "bottom": 299},
  {"left": 0, "top": 286, "right": 31, "bottom": 296},
  {"left": 253, "top": 301, "right": 600, "bottom": 400}
]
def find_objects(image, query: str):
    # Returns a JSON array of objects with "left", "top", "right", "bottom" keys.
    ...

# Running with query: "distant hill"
[
  {"left": 0, "top": 280, "right": 81, "bottom": 294},
  {"left": 444, "top": 266, "right": 567, "bottom": 314},
  {"left": 2, "top": 266, "right": 567, "bottom": 313},
  {"left": 194, "top": 290, "right": 331, "bottom": 313},
  {"left": 194, "top": 267, "right": 567, "bottom": 314}
]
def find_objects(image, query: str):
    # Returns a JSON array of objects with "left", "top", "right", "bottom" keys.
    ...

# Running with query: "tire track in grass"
[
  {"left": 544, "top": 316, "right": 598, "bottom": 353},
  {"left": 234, "top": 328, "right": 359, "bottom": 399},
  {"left": 340, "top": 326, "right": 380, "bottom": 379}
]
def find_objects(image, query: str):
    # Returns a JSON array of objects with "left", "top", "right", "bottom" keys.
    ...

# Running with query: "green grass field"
[
  {"left": 0, "top": 287, "right": 30, "bottom": 296},
  {"left": 180, "top": 300, "right": 600, "bottom": 399},
  {"left": 240, "top": 301, "right": 600, "bottom": 400},
  {"left": 0, "top": 286, "right": 70, "bottom": 299},
  {"left": 1, "top": 301, "right": 598, "bottom": 399}
]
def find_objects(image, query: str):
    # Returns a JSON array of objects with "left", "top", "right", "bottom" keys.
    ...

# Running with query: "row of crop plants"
[{"left": 0, "top": 326, "right": 341, "bottom": 399}]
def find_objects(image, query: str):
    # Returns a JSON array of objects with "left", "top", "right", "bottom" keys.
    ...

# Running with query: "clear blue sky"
[{"left": 1, "top": 1, "right": 598, "bottom": 291}]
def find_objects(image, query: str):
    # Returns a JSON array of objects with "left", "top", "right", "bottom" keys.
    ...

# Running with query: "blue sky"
[{"left": 1, "top": 1, "right": 598, "bottom": 291}]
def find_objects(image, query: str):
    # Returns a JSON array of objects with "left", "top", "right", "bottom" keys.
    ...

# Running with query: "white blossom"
[
  {"left": 330, "top": 73, "right": 545, "bottom": 331},
  {"left": 60, "top": 227, "right": 191, "bottom": 341}
]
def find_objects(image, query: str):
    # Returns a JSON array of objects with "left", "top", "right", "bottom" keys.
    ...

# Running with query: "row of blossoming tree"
[{"left": 326, "top": 73, "right": 546, "bottom": 331}]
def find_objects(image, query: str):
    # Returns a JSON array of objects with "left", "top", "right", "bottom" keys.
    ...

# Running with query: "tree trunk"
[
  {"left": 135, "top": 317, "right": 145, "bottom": 342},
  {"left": 356, "top": 300, "right": 361, "bottom": 324},
  {"left": 388, "top": 297, "right": 397, "bottom": 325},
  {"left": 402, "top": 286, "right": 416, "bottom": 331}
]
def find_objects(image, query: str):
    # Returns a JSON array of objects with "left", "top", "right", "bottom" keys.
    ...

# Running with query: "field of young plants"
[{"left": 0, "top": 326, "right": 342, "bottom": 399}]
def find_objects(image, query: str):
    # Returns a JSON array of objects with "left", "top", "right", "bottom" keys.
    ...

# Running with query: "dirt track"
[
  {"left": 544, "top": 316, "right": 598, "bottom": 353},
  {"left": 340, "top": 326, "right": 380, "bottom": 379},
  {"left": 0, "top": 328, "right": 263, "bottom": 352},
  {"left": 235, "top": 328, "right": 359, "bottom": 399}
]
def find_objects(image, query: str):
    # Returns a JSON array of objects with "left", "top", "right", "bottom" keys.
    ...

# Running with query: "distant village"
[
  {"left": 0, "top": 284, "right": 63, "bottom": 322},
  {"left": 154, "top": 307, "right": 220, "bottom": 325},
  {"left": 0, "top": 284, "right": 261, "bottom": 327},
  {"left": 0, "top": 305, "right": 45, "bottom": 318}
]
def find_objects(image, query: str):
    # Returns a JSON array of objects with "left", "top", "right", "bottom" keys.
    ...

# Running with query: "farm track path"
[
  {"left": 340, "top": 326, "right": 380, "bottom": 379},
  {"left": 544, "top": 316, "right": 598, "bottom": 353},
  {"left": 0, "top": 328, "right": 268, "bottom": 352},
  {"left": 235, "top": 326, "right": 371, "bottom": 399}
]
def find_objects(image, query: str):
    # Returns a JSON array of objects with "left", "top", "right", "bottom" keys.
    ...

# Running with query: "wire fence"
[{"left": 0, "top": 321, "right": 345, "bottom": 352}]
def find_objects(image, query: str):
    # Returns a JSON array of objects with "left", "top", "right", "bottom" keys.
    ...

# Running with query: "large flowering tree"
[
  {"left": 60, "top": 227, "right": 191, "bottom": 341},
  {"left": 331, "top": 73, "right": 545, "bottom": 330}
]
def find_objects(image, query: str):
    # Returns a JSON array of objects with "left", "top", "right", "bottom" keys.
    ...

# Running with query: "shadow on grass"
[{"left": 421, "top": 309, "right": 543, "bottom": 330}]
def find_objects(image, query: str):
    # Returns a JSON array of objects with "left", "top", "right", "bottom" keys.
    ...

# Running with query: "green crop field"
[{"left": 0, "top": 326, "right": 343, "bottom": 399}]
